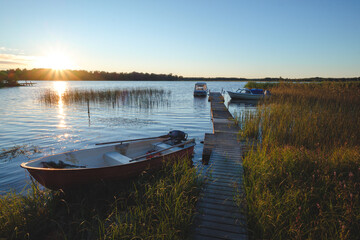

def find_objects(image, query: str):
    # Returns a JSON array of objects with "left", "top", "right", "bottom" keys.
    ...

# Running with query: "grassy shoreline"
[
  {"left": 0, "top": 159, "right": 201, "bottom": 239},
  {"left": 240, "top": 82, "right": 360, "bottom": 239}
]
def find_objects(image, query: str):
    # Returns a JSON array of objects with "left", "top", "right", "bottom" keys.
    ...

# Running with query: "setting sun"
[{"left": 36, "top": 51, "right": 75, "bottom": 70}]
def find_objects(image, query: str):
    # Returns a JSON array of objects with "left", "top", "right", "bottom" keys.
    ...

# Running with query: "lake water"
[{"left": 0, "top": 81, "right": 255, "bottom": 193}]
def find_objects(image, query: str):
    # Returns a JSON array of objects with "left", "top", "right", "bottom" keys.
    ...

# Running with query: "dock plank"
[
  {"left": 192, "top": 92, "right": 248, "bottom": 239},
  {"left": 198, "top": 198, "right": 238, "bottom": 209},
  {"left": 196, "top": 219, "right": 247, "bottom": 234},
  {"left": 195, "top": 214, "right": 247, "bottom": 227},
  {"left": 203, "top": 185, "right": 239, "bottom": 195},
  {"left": 194, "top": 227, "right": 247, "bottom": 240}
]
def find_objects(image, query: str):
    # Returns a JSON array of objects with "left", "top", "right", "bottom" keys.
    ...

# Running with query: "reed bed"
[
  {"left": 39, "top": 87, "right": 171, "bottom": 109},
  {"left": 0, "top": 159, "right": 201, "bottom": 239},
  {"left": 239, "top": 82, "right": 360, "bottom": 239},
  {"left": 244, "top": 82, "right": 279, "bottom": 90}
]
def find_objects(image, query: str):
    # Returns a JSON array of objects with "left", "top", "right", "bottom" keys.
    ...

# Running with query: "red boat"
[{"left": 21, "top": 131, "right": 195, "bottom": 190}]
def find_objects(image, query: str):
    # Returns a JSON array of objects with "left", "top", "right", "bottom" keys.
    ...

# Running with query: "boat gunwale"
[
  {"left": 228, "top": 88, "right": 264, "bottom": 95},
  {"left": 20, "top": 140, "right": 196, "bottom": 171}
]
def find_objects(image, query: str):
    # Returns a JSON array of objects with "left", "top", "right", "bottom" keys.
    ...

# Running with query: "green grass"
[
  {"left": 239, "top": 82, "right": 360, "bottom": 239},
  {"left": 0, "top": 159, "right": 201, "bottom": 239}
]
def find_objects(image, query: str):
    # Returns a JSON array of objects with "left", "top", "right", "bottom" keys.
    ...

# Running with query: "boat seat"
[
  {"left": 103, "top": 152, "right": 131, "bottom": 166},
  {"left": 152, "top": 143, "right": 182, "bottom": 152}
]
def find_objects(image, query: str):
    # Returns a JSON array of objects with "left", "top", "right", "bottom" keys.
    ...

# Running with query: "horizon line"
[{"left": 1, "top": 68, "right": 359, "bottom": 80}]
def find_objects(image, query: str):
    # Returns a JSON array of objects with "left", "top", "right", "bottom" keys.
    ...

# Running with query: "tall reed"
[
  {"left": 39, "top": 87, "right": 171, "bottom": 109},
  {"left": 244, "top": 82, "right": 279, "bottom": 89},
  {"left": 240, "top": 82, "right": 360, "bottom": 239}
]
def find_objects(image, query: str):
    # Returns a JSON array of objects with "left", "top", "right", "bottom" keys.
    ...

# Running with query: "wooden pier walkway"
[{"left": 192, "top": 92, "right": 248, "bottom": 240}]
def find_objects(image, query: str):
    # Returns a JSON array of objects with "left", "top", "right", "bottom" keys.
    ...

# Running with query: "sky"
[{"left": 0, "top": 0, "right": 359, "bottom": 78}]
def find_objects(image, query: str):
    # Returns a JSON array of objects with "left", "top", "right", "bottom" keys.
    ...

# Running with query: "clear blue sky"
[{"left": 0, "top": 0, "right": 359, "bottom": 78}]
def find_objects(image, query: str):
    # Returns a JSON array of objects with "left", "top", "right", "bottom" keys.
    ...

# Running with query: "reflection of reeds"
[
  {"left": 239, "top": 82, "right": 360, "bottom": 239},
  {"left": 0, "top": 145, "right": 41, "bottom": 162},
  {"left": 39, "top": 88, "right": 171, "bottom": 109}
]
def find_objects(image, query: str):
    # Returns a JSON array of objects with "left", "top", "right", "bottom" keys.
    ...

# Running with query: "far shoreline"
[
  {"left": 1, "top": 68, "right": 359, "bottom": 84},
  {"left": 17, "top": 78, "right": 360, "bottom": 82}
]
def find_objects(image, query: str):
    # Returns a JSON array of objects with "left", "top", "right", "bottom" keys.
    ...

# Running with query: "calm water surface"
[{"left": 0, "top": 81, "right": 255, "bottom": 193}]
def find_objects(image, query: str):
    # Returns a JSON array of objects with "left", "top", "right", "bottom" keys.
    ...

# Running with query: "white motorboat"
[
  {"left": 227, "top": 88, "right": 270, "bottom": 100},
  {"left": 194, "top": 82, "right": 208, "bottom": 97}
]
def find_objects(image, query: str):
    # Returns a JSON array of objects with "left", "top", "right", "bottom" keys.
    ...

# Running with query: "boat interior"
[{"left": 25, "top": 137, "right": 189, "bottom": 169}]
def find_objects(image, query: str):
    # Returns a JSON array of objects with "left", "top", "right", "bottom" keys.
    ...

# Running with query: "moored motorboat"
[
  {"left": 194, "top": 82, "right": 208, "bottom": 97},
  {"left": 227, "top": 88, "right": 270, "bottom": 100},
  {"left": 21, "top": 131, "right": 195, "bottom": 190}
]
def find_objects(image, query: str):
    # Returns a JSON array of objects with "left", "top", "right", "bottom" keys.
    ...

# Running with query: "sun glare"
[
  {"left": 53, "top": 81, "right": 67, "bottom": 96},
  {"left": 37, "top": 51, "right": 75, "bottom": 70},
  {"left": 53, "top": 81, "right": 68, "bottom": 128}
]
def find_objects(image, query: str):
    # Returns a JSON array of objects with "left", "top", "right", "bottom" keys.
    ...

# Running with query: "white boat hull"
[{"left": 227, "top": 91, "right": 264, "bottom": 100}]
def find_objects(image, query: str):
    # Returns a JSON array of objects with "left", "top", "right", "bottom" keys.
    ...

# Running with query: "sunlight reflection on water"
[{"left": 0, "top": 81, "right": 255, "bottom": 193}]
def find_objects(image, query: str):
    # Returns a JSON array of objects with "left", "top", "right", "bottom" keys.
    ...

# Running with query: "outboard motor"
[
  {"left": 264, "top": 90, "right": 271, "bottom": 96},
  {"left": 168, "top": 130, "right": 188, "bottom": 145}
]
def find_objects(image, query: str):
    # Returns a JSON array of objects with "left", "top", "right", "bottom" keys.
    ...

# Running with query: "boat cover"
[{"left": 250, "top": 89, "right": 264, "bottom": 94}]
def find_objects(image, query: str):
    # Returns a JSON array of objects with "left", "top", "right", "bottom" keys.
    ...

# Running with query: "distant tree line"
[
  {"left": 0, "top": 68, "right": 184, "bottom": 82},
  {"left": 1, "top": 68, "right": 359, "bottom": 87},
  {"left": 188, "top": 76, "right": 360, "bottom": 82}
]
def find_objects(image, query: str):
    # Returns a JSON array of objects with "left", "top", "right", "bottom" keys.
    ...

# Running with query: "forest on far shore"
[{"left": 1, "top": 68, "right": 359, "bottom": 87}]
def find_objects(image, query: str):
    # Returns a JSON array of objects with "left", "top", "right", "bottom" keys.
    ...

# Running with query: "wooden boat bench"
[{"left": 103, "top": 151, "right": 132, "bottom": 166}]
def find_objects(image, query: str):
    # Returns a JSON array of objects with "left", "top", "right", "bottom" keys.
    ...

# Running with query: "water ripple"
[{"left": 0, "top": 81, "right": 249, "bottom": 193}]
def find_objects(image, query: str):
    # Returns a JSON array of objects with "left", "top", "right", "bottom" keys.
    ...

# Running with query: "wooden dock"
[{"left": 192, "top": 92, "right": 248, "bottom": 240}]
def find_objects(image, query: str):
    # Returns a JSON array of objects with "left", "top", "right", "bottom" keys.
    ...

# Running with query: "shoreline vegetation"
[
  {"left": 0, "top": 159, "right": 201, "bottom": 239},
  {"left": 38, "top": 88, "right": 171, "bottom": 109},
  {"left": 239, "top": 82, "right": 360, "bottom": 239},
  {"left": 1, "top": 74, "right": 360, "bottom": 239},
  {"left": 1, "top": 68, "right": 359, "bottom": 88}
]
